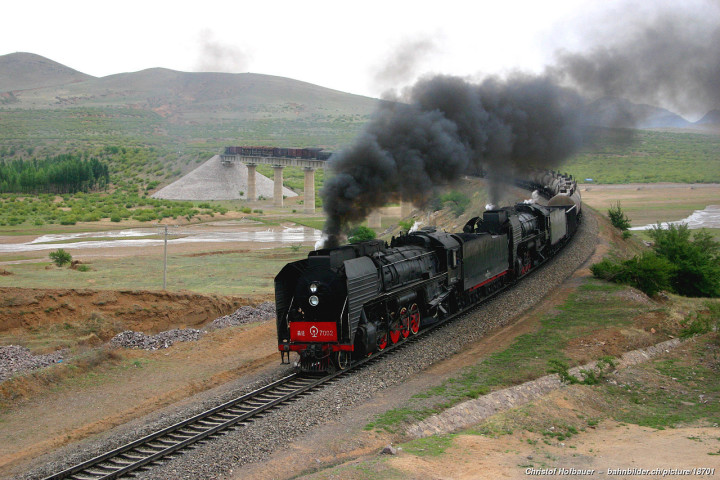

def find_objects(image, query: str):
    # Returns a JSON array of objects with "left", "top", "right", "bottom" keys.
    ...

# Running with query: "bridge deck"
[{"left": 220, "top": 155, "right": 327, "bottom": 169}]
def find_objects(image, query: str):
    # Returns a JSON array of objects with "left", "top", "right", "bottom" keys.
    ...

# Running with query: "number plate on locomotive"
[{"left": 290, "top": 322, "right": 338, "bottom": 342}]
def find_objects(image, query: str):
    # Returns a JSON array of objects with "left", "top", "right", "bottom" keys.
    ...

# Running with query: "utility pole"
[
  {"left": 163, "top": 225, "right": 168, "bottom": 290},
  {"left": 158, "top": 224, "right": 176, "bottom": 290}
]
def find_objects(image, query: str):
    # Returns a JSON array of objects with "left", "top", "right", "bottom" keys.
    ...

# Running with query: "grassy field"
[
  {"left": 564, "top": 129, "right": 720, "bottom": 184},
  {"left": 364, "top": 279, "right": 657, "bottom": 433},
  {"left": 0, "top": 247, "right": 310, "bottom": 295}
]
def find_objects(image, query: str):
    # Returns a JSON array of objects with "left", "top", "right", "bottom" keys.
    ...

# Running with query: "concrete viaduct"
[
  {"left": 220, "top": 153, "right": 324, "bottom": 213},
  {"left": 220, "top": 150, "right": 414, "bottom": 226}
]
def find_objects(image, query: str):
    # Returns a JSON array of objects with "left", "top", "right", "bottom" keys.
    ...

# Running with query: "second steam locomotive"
[{"left": 276, "top": 171, "right": 581, "bottom": 372}]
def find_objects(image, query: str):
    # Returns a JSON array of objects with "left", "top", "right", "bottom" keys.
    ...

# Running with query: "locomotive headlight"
[
  {"left": 308, "top": 295, "right": 320, "bottom": 307},
  {"left": 309, "top": 283, "right": 318, "bottom": 293}
]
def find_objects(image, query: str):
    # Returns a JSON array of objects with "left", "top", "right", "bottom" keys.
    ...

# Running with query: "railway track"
[
  {"left": 41, "top": 307, "right": 458, "bottom": 480},
  {"left": 42, "top": 216, "right": 581, "bottom": 480},
  {"left": 39, "top": 295, "right": 495, "bottom": 480},
  {"left": 41, "top": 373, "right": 327, "bottom": 480}
]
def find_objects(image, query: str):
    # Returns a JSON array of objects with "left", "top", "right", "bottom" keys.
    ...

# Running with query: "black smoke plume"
[
  {"left": 550, "top": 4, "right": 720, "bottom": 120},
  {"left": 320, "top": 74, "right": 583, "bottom": 247},
  {"left": 372, "top": 37, "right": 439, "bottom": 94},
  {"left": 321, "top": 2, "right": 719, "bottom": 248}
]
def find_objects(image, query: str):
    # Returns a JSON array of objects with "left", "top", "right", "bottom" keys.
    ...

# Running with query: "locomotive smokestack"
[{"left": 320, "top": 74, "right": 583, "bottom": 246}]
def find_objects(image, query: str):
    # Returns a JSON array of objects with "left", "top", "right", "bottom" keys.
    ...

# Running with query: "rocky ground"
[{"left": 0, "top": 346, "right": 67, "bottom": 383}]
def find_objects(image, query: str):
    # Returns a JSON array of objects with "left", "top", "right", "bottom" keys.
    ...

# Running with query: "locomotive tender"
[{"left": 275, "top": 171, "right": 581, "bottom": 372}]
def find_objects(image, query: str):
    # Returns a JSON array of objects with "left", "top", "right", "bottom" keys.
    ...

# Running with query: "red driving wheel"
[
  {"left": 400, "top": 307, "right": 410, "bottom": 338},
  {"left": 377, "top": 331, "right": 388, "bottom": 350},
  {"left": 389, "top": 312, "right": 401, "bottom": 344},
  {"left": 409, "top": 303, "right": 420, "bottom": 335}
]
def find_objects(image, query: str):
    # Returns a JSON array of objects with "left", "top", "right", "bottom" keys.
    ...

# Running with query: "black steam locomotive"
[{"left": 275, "top": 172, "right": 581, "bottom": 372}]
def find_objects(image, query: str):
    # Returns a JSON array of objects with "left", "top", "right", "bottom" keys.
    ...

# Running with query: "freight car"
[
  {"left": 275, "top": 171, "right": 581, "bottom": 372},
  {"left": 224, "top": 146, "right": 332, "bottom": 160}
]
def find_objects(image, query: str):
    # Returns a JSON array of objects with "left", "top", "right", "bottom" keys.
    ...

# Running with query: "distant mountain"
[
  {"left": 0, "top": 52, "right": 95, "bottom": 92},
  {"left": 581, "top": 97, "right": 691, "bottom": 129},
  {"left": 0, "top": 53, "right": 379, "bottom": 122},
  {"left": 696, "top": 109, "right": 720, "bottom": 125}
]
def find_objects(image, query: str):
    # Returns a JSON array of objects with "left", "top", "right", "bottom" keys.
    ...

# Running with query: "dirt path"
[{"left": 384, "top": 421, "right": 719, "bottom": 480}]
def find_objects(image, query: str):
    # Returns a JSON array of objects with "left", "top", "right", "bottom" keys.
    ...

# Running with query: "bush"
[
  {"left": 591, "top": 252, "right": 675, "bottom": 296},
  {"left": 680, "top": 303, "right": 720, "bottom": 338},
  {"left": 348, "top": 226, "right": 376, "bottom": 244},
  {"left": 608, "top": 202, "right": 631, "bottom": 231},
  {"left": 398, "top": 219, "right": 414, "bottom": 232},
  {"left": 548, "top": 356, "right": 617, "bottom": 385},
  {"left": 648, "top": 224, "right": 720, "bottom": 297},
  {"left": 440, "top": 191, "right": 470, "bottom": 217},
  {"left": 49, "top": 249, "right": 72, "bottom": 267},
  {"left": 593, "top": 223, "right": 720, "bottom": 298}
]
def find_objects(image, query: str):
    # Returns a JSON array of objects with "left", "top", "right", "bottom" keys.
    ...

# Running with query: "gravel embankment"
[
  {"left": 20, "top": 212, "right": 599, "bottom": 480},
  {"left": 1, "top": 303, "right": 276, "bottom": 383},
  {"left": 107, "top": 302, "right": 276, "bottom": 350},
  {"left": 0, "top": 346, "right": 66, "bottom": 383},
  {"left": 208, "top": 302, "right": 275, "bottom": 329}
]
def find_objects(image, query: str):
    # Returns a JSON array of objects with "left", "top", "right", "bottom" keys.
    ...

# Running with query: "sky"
[
  {"left": 0, "top": 0, "right": 629, "bottom": 97},
  {"left": 1, "top": 0, "right": 718, "bottom": 118}
]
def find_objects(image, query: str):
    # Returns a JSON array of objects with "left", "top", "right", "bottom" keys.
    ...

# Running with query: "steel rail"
[{"left": 42, "top": 372, "right": 328, "bottom": 480}]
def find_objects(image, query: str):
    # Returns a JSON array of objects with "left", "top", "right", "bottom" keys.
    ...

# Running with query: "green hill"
[
  {"left": 0, "top": 52, "right": 95, "bottom": 93},
  {"left": 0, "top": 52, "right": 379, "bottom": 182}
]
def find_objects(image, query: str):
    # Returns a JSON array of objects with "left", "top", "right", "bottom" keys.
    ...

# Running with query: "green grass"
[
  {"left": 402, "top": 434, "right": 457, "bottom": 457},
  {"left": 605, "top": 344, "right": 720, "bottom": 429},
  {"left": 365, "top": 279, "right": 653, "bottom": 433},
  {"left": 0, "top": 247, "right": 309, "bottom": 295},
  {"left": 564, "top": 128, "right": 720, "bottom": 184},
  {"left": 631, "top": 228, "right": 720, "bottom": 243},
  {"left": 0, "top": 191, "right": 230, "bottom": 228}
]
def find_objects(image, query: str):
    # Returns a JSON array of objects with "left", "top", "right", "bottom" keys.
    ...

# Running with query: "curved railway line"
[
  {"left": 38, "top": 175, "right": 589, "bottom": 480},
  {"left": 41, "top": 232, "right": 572, "bottom": 480},
  {"left": 41, "top": 308, "right": 469, "bottom": 479}
]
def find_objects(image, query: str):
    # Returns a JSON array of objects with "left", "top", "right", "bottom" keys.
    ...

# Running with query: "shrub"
[
  {"left": 608, "top": 202, "right": 631, "bottom": 231},
  {"left": 348, "top": 226, "right": 376, "bottom": 244},
  {"left": 593, "top": 224, "right": 720, "bottom": 298},
  {"left": 648, "top": 224, "right": 720, "bottom": 297},
  {"left": 440, "top": 191, "right": 470, "bottom": 217},
  {"left": 398, "top": 219, "right": 414, "bottom": 232},
  {"left": 548, "top": 356, "right": 617, "bottom": 385},
  {"left": 679, "top": 303, "right": 720, "bottom": 338},
  {"left": 50, "top": 249, "right": 72, "bottom": 267},
  {"left": 591, "top": 252, "right": 675, "bottom": 296}
]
